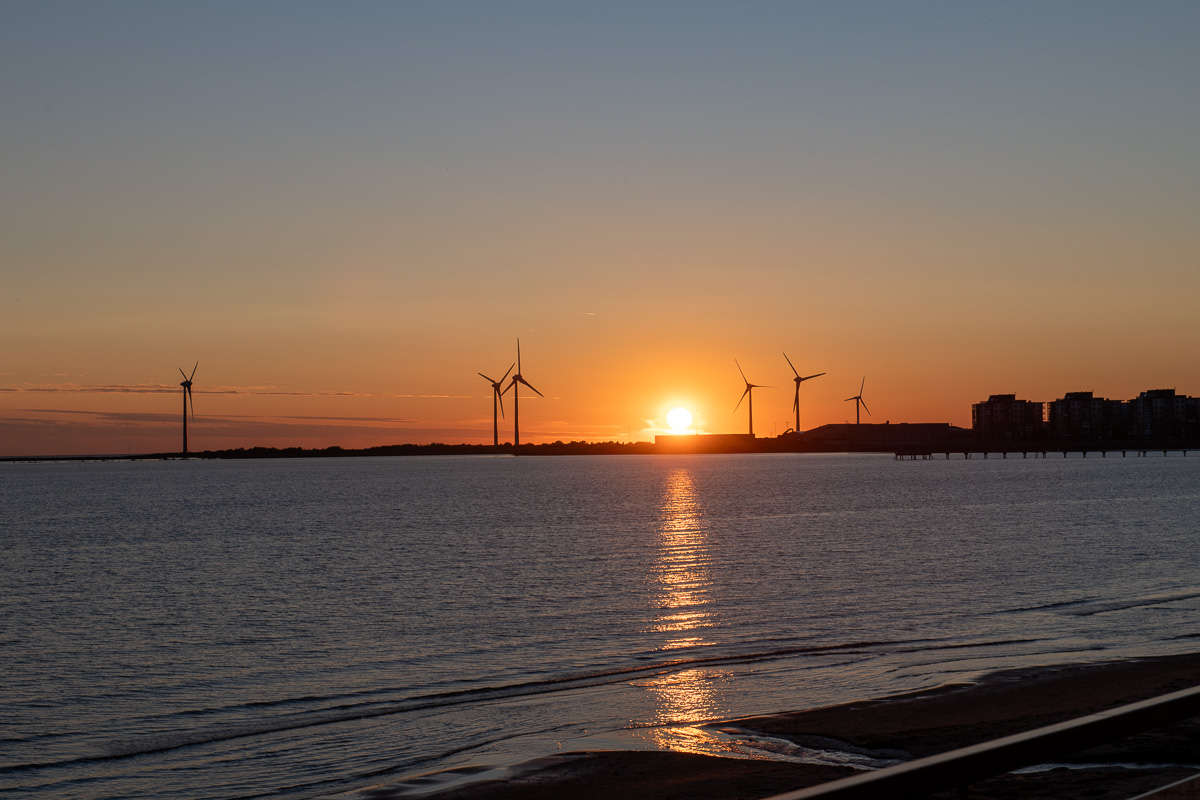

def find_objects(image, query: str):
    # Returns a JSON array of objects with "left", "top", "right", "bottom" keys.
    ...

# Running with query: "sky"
[{"left": 2, "top": 1, "right": 1198, "bottom": 455}]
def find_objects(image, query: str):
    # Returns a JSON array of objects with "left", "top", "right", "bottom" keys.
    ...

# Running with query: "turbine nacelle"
[
  {"left": 504, "top": 375, "right": 544, "bottom": 398},
  {"left": 503, "top": 340, "right": 544, "bottom": 399},
  {"left": 479, "top": 364, "right": 514, "bottom": 419},
  {"left": 178, "top": 362, "right": 198, "bottom": 421},
  {"left": 177, "top": 361, "right": 198, "bottom": 457},
  {"left": 783, "top": 353, "right": 826, "bottom": 417},
  {"left": 733, "top": 359, "right": 772, "bottom": 436},
  {"left": 734, "top": 383, "right": 765, "bottom": 412},
  {"left": 479, "top": 363, "right": 516, "bottom": 446}
]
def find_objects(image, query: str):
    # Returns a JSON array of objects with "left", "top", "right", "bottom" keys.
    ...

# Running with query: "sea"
[{"left": 3, "top": 452, "right": 1200, "bottom": 799}]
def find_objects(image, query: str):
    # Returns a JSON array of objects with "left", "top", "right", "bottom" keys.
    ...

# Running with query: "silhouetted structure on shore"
[
  {"left": 656, "top": 423, "right": 970, "bottom": 454},
  {"left": 783, "top": 353, "right": 825, "bottom": 433},
  {"left": 845, "top": 377, "right": 870, "bottom": 424},
  {"left": 178, "top": 362, "right": 198, "bottom": 458},
  {"left": 733, "top": 360, "right": 769, "bottom": 436},
  {"left": 477, "top": 363, "right": 514, "bottom": 447},
  {"left": 17, "top": 382, "right": 1198, "bottom": 462},
  {"left": 656, "top": 433, "right": 759, "bottom": 454},
  {"left": 503, "top": 339, "right": 543, "bottom": 448},
  {"left": 973, "top": 389, "right": 1200, "bottom": 449}
]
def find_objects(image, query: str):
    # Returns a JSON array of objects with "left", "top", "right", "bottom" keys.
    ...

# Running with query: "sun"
[{"left": 666, "top": 407, "right": 693, "bottom": 432}]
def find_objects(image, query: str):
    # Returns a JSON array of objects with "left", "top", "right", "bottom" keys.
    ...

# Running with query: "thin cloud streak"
[
  {"left": 0, "top": 384, "right": 470, "bottom": 399},
  {"left": 14, "top": 409, "right": 415, "bottom": 425}
]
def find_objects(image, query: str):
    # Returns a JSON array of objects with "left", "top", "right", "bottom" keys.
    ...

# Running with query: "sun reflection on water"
[
  {"left": 652, "top": 469, "right": 714, "bottom": 644},
  {"left": 636, "top": 468, "right": 736, "bottom": 755}
]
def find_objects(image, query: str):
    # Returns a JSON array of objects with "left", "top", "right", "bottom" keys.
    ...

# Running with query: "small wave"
[
  {"left": 327, "top": 753, "right": 593, "bottom": 799},
  {"left": 999, "top": 598, "right": 1096, "bottom": 614},
  {"left": 897, "top": 638, "right": 1045, "bottom": 653},
  {"left": 998, "top": 586, "right": 1200, "bottom": 617},
  {"left": 1013, "top": 761, "right": 1200, "bottom": 773},
  {"left": 713, "top": 728, "right": 907, "bottom": 770},
  {"left": 1062, "top": 588, "right": 1200, "bottom": 617}
]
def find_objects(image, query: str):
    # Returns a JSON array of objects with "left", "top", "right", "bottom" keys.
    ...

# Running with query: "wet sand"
[{"left": 355, "top": 653, "right": 1200, "bottom": 800}]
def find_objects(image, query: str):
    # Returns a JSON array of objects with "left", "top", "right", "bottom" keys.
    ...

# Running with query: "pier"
[{"left": 896, "top": 448, "right": 1192, "bottom": 460}]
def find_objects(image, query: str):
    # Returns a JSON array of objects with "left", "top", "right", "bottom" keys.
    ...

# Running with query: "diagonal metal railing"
[{"left": 761, "top": 683, "right": 1200, "bottom": 800}]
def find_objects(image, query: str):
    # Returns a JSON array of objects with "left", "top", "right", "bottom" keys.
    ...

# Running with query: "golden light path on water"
[{"left": 632, "top": 468, "right": 740, "bottom": 755}]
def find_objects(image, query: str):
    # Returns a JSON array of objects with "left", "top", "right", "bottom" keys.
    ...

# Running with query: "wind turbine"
[
  {"left": 478, "top": 363, "right": 514, "bottom": 447},
  {"left": 734, "top": 360, "right": 770, "bottom": 437},
  {"left": 502, "top": 340, "right": 543, "bottom": 448},
  {"left": 783, "top": 353, "right": 825, "bottom": 433},
  {"left": 846, "top": 376, "right": 871, "bottom": 424},
  {"left": 178, "top": 362, "right": 197, "bottom": 457}
]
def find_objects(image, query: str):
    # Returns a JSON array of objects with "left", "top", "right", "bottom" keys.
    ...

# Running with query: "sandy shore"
[{"left": 351, "top": 653, "right": 1200, "bottom": 800}]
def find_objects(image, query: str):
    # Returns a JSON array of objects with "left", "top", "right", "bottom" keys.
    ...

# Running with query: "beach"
[{"left": 348, "top": 653, "right": 1200, "bottom": 800}]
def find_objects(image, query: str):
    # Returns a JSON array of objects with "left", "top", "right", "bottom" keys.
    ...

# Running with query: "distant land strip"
[{"left": 6, "top": 421, "right": 1200, "bottom": 462}]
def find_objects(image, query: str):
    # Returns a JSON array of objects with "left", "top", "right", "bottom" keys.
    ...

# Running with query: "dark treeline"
[{"left": 170, "top": 441, "right": 661, "bottom": 459}]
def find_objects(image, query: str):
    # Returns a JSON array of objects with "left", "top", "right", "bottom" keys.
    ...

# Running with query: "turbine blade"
[
  {"left": 190, "top": 361, "right": 199, "bottom": 381},
  {"left": 735, "top": 359, "right": 747, "bottom": 382},
  {"left": 479, "top": 372, "right": 496, "bottom": 383},
  {"left": 179, "top": 367, "right": 188, "bottom": 381},
  {"left": 803, "top": 372, "right": 826, "bottom": 381},
  {"left": 735, "top": 386, "right": 750, "bottom": 412},
  {"left": 501, "top": 363, "right": 514, "bottom": 382},
  {"left": 792, "top": 389, "right": 799, "bottom": 413},
  {"left": 861, "top": 399, "right": 872, "bottom": 416},
  {"left": 859, "top": 376, "right": 866, "bottom": 394},
  {"left": 497, "top": 387, "right": 506, "bottom": 419},
  {"left": 845, "top": 396, "right": 856, "bottom": 402},
  {"left": 187, "top": 385, "right": 195, "bottom": 421},
  {"left": 519, "top": 377, "right": 544, "bottom": 397},
  {"left": 783, "top": 352, "right": 799, "bottom": 377},
  {"left": 516, "top": 339, "right": 521, "bottom": 373}
]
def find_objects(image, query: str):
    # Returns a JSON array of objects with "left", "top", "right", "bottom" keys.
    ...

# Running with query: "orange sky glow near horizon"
[{"left": 3, "top": 3, "right": 1198, "bottom": 457}]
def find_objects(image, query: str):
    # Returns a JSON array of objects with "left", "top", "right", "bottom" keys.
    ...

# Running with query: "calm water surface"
[{"left": 3, "top": 453, "right": 1199, "bottom": 798}]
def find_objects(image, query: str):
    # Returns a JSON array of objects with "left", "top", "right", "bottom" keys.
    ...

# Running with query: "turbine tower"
[
  {"left": 783, "top": 353, "right": 825, "bottom": 433},
  {"left": 478, "top": 363, "right": 514, "bottom": 447},
  {"left": 502, "top": 340, "right": 543, "bottom": 448},
  {"left": 734, "top": 360, "right": 770, "bottom": 437},
  {"left": 845, "top": 376, "right": 871, "bottom": 425},
  {"left": 178, "top": 362, "right": 197, "bottom": 458}
]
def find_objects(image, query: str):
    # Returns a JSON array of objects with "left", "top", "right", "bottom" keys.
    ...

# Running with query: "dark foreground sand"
[{"left": 353, "top": 653, "right": 1200, "bottom": 800}]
